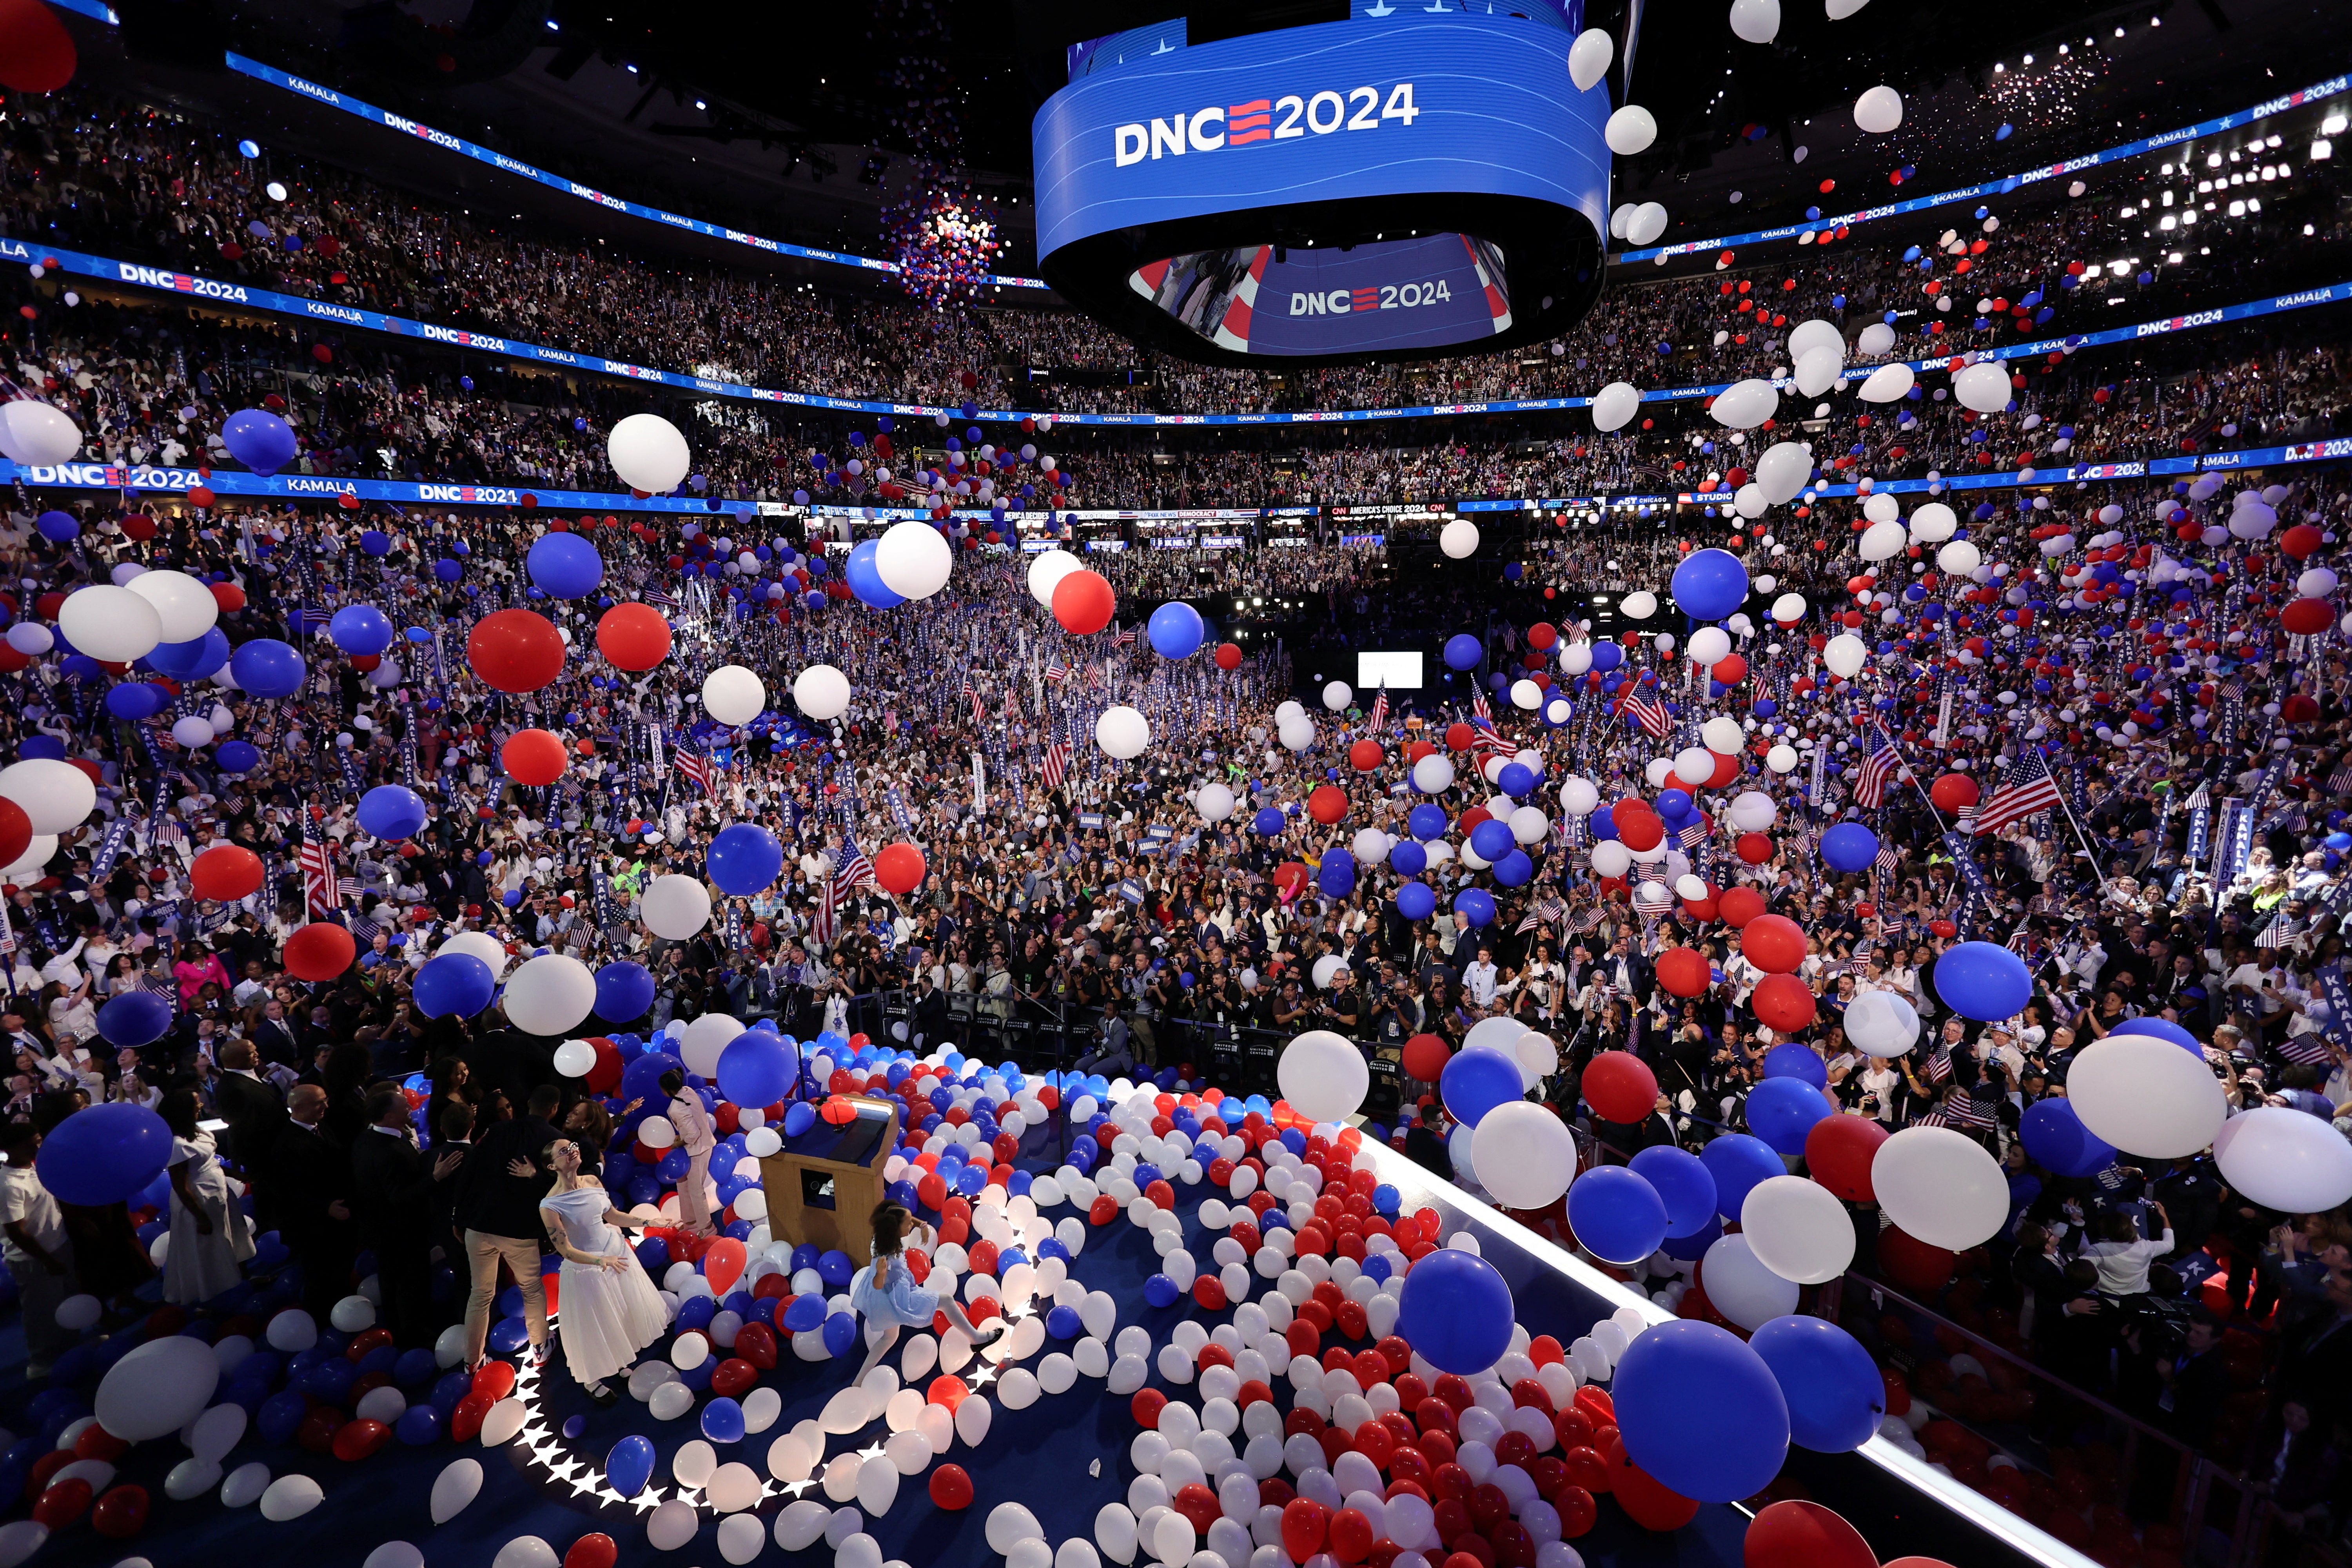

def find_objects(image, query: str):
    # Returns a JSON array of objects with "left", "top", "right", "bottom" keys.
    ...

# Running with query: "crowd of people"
[{"left": 0, "top": 62, "right": 2347, "bottom": 1564}]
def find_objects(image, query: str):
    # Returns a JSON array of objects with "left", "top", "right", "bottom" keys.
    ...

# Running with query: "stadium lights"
[{"left": 2314, "top": 140, "right": 2335, "bottom": 161}]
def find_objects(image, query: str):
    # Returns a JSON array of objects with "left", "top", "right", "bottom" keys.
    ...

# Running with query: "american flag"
[
  {"left": 1367, "top": 686, "right": 1388, "bottom": 735},
  {"left": 674, "top": 746, "right": 715, "bottom": 798},
  {"left": 1922, "top": 1045, "right": 1953, "bottom": 1083},
  {"left": 1109, "top": 625, "right": 1137, "bottom": 648},
  {"left": 2327, "top": 759, "right": 2352, "bottom": 796},
  {"left": 1039, "top": 739, "right": 1074, "bottom": 791},
  {"left": 2278, "top": 1032, "right": 2334, "bottom": 1066},
  {"left": 966, "top": 679, "right": 986, "bottom": 726},
  {"left": 1044, "top": 660, "right": 1071, "bottom": 687},
  {"left": 643, "top": 588, "right": 681, "bottom": 610},
  {"left": 1971, "top": 750, "right": 2064, "bottom": 837},
  {"left": 2256, "top": 914, "right": 2303, "bottom": 952},
  {"left": 1573, "top": 906, "right": 1608, "bottom": 933},
  {"left": 831, "top": 833, "right": 875, "bottom": 904},
  {"left": 1944, "top": 1091, "right": 1999, "bottom": 1132},
  {"left": 1470, "top": 689, "right": 1494, "bottom": 726},
  {"left": 1619, "top": 691, "right": 1671, "bottom": 739},
  {"left": 1875, "top": 838, "right": 1902, "bottom": 875},
  {"left": 297, "top": 822, "right": 340, "bottom": 919},
  {"left": 1515, "top": 895, "right": 1568, "bottom": 936},
  {"left": 1678, "top": 819, "right": 1710, "bottom": 849},
  {"left": 1853, "top": 731, "right": 1903, "bottom": 809}
]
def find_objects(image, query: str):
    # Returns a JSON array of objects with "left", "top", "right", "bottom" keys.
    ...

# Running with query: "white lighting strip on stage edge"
[{"left": 1348, "top": 1138, "right": 2105, "bottom": 1568}]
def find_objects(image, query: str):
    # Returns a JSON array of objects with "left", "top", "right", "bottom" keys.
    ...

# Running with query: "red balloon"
[
  {"left": 1215, "top": 642, "right": 1243, "bottom": 670},
  {"left": 2281, "top": 598, "right": 2333, "bottom": 635},
  {"left": 1740, "top": 914, "right": 1807, "bottom": 973},
  {"left": 1582, "top": 1052, "right": 1657, "bottom": 1123},
  {"left": 466, "top": 609, "right": 566, "bottom": 693},
  {"left": 929, "top": 1464, "right": 974, "bottom": 1509},
  {"left": 595, "top": 601, "right": 673, "bottom": 670},
  {"left": 1601, "top": 1436, "right": 1700, "bottom": 1532},
  {"left": 1718, "top": 886, "right": 1768, "bottom": 928},
  {"left": 735, "top": 1321, "right": 779, "bottom": 1369},
  {"left": 31, "top": 1478, "right": 91, "bottom": 1530},
  {"left": 89, "top": 1483, "right": 148, "bottom": 1539},
  {"left": 873, "top": 842, "right": 927, "bottom": 895},
  {"left": 1328, "top": 1506, "right": 1376, "bottom": 1563},
  {"left": 0, "top": 797, "right": 29, "bottom": 871},
  {"left": 331, "top": 1417, "right": 392, "bottom": 1461},
  {"left": 1805, "top": 1114, "right": 1887, "bottom": 1201},
  {"left": 1750, "top": 973, "right": 1818, "bottom": 1033},
  {"left": 0, "top": 0, "right": 77, "bottom": 93},
  {"left": 189, "top": 844, "right": 264, "bottom": 901},
  {"left": 1876, "top": 1225, "right": 1957, "bottom": 1294},
  {"left": 1655, "top": 947, "right": 1710, "bottom": 998},
  {"left": 1736, "top": 832, "right": 1775, "bottom": 865},
  {"left": 1617, "top": 813, "right": 1664, "bottom": 852},
  {"left": 704, "top": 1236, "right": 748, "bottom": 1296},
  {"left": 502, "top": 728, "right": 570, "bottom": 785},
  {"left": 1929, "top": 773, "right": 1979, "bottom": 813},
  {"left": 1308, "top": 786, "right": 1348, "bottom": 825},
  {"left": 564, "top": 1534, "right": 621, "bottom": 1568},
  {"left": 1282, "top": 1497, "right": 1331, "bottom": 1563},
  {"left": 1744, "top": 1500, "right": 1879, "bottom": 1568},
  {"left": 1348, "top": 739, "right": 1385, "bottom": 772},
  {"left": 1051, "top": 568, "right": 1116, "bottom": 634},
  {"left": 1402, "top": 1034, "right": 1450, "bottom": 1083},
  {"left": 710, "top": 1357, "right": 757, "bottom": 1398}
]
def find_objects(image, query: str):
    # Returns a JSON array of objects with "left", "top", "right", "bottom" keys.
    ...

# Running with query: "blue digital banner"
[
  {"left": 1142, "top": 234, "right": 1515, "bottom": 356},
  {"left": 1034, "top": 12, "right": 1609, "bottom": 264},
  {"left": 1613, "top": 71, "right": 2351, "bottom": 263},
  {"left": 13, "top": 230, "right": 2351, "bottom": 429},
  {"left": 221, "top": 53, "right": 1050, "bottom": 291}
]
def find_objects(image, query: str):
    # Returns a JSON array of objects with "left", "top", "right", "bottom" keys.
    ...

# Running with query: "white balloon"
[
  {"left": 1688, "top": 627, "right": 1732, "bottom": 666},
  {"left": 1739, "top": 1176, "right": 1855, "bottom": 1284},
  {"left": 2213, "top": 1108, "right": 2352, "bottom": 1214},
  {"left": 1728, "top": 0, "right": 1779, "bottom": 41},
  {"left": 1278, "top": 1032, "right": 1368, "bottom": 1125},
  {"left": 681, "top": 1014, "right": 742, "bottom": 1082},
  {"left": 0, "top": 400, "right": 82, "bottom": 465},
  {"left": 641, "top": 874, "right": 713, "bottom": 940},
  {"left": 189, "top": 1402, "right": 248, "bottom": 1465},
  {"left": 1096, "top": 706, "right": 1151, "bottom": 760},
  {"left": 1196, "top": 783, "right": 1236, "bottom": 823},
  {"left": 1604, "top": 105, "right": 1657, "bottom": 155},
  {"left": 1567, "top": 27, "right": 1613, "bottom": 91},
  {"left": 436, "top": 931, "right": 510, "bottom": 982},
  {"left": 1908, "top": 503, "right": 1958, "bottom": 543},
  {"left": 1096, "top": 1503, "right": 1140, "bottom": 1565},
  {"left": 1858, "top": 520, "right": 1907, "bottom": 562},
  {"left": 1843, "top": 991, "right": 1919, "bottom": 1056},
  {"left": 260, "top": 1474, "right": 325, "bottom": 1521},
  {"left": 1726, "top": 791, "right": 1777, "bottom": 832},
  {"left": 1470, "top": 1104, "right": 1575, "bottom": 1209},
  {"left": 1412, "top": 755, "right": 1455, "bottom": 793},
  {"left": 124, "top": 570, "right": 220, "bottom": 643},
  {"left": 221, "top": 1461, "right": 273, "bottom": 1509},
  {"left": 702, "top": 665, "right": 766, "bottom": 726},
  {"left": 1440, "top": 519, "right": 1480, "bottom": 559},
  {"left": 1753, "top": 442, "right": 1812, "bottom": 504},
  {"left": 364, "top": 1545, "right": 425, "bottom": 1568},
  {"left": 1590, "top": 841, "right": 1631, "bottom": 879},
  {"left": 2066, "top": 1036, "right": 2228, "bottom": 1158},
  {"left": 647, "top": 1499, "right": 698, "bottom": 1550},
  {"left": 875, "top": 520, "right": 954, "bottom": 600},
  {"left": 94, "top": 1336, "right": 220, "bottom": 1442},
  {"left": 1953, "top": 362, "right": 2013, "bottom": 414},
  {"left": 987, "top": 1503, "right": 1047, "bottom": 1554},
  {"left": 608, "top": 413, "right": 691, "bottom": 494},
  {"left": 1794, "top": 345, "right": 1845, "bottom": 398},
  {"left": 1028, "top": 548, "right": 1083, "bottom": 607},
  {"left": 1872, "top": 1127, "right": 2010, "bottom": 1250},
  {"left": 1822, "top": 634, "right": 1868, "bottom": 679},
  {"left": 491, "top": 1539, "right": 558, "bottom": 1568},
  {"left": 1591, "top": 382, "right": 1642, "bottom": 432},
  {"left": 1624, "top": 202, "right": 1668, "bottom": 248},
  {"left": 1621, "top": 590, "right": 1657, "bottom": 620},
  {"left": 553, "top": 1039, "right": 597, "bottom": 1077},
  {"left": 1857, "top": 363, "right": 1915, "bottom": 403},
  {"left": 1853, "top": 85, "right": 1904, "bottom": 134},
  {"left": 1700, "top": 1234, "right": 1798, "bottom": 1330},
  {"left": 1322, "top": 681, "right": 1353, "bottom": 712},
  {"left": 793, "top": 664, "right": 853, "bottom": 720},
  {"left": 1936, "top": 541, "right": 1984, "bottom": 576},
  {"left": 1711, "top": 379, "right": 1778, "bottom": 430},
  {"left": 58, "top": 585, "right": 163, "bottom": 663},
  {"left": 1559, "top": 776, "right": 1599, "bottom": 815},
  {"left": 501, "top": 953, "right": 598, "bottom": 1036}
]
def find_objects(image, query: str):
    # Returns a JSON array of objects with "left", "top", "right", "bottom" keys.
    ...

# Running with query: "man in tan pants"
[
  {"left": 661, "top": 1069, "right": 717, "bottom": 1236},
  {"left": 457, "top": 1085, "right": 560, "bottom": 1368}
]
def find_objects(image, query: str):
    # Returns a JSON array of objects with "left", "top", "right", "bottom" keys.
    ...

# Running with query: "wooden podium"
[{"left": 756, "top": 1095, "right": 902, "bottom": 1266}]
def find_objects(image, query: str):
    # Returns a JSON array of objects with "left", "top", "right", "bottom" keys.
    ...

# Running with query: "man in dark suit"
[
  {"left": 430, "top": 1101, "right": 477, "bottom": 1296},
  {"left": 349, "top": 1086, "right": 463, "bottom": 1347},
  {"left": 464, "top": 1022, "right": 552, "bottom": 1125},
  {"left": 273, "top": 1083, "right": 356, "bottom": 1322},
  {"left": 248, "top": 1000, "right": 302, "bottom": 1071},
  {"left": 456, "top": 1083, "right": 561, "bottom": 1370},
  {"left": 2157, "top": 1310, "right": 2232, "bottom": 1452},
  {"left": 212, "top": 1040, "right": 287, "bottom": 1209}
]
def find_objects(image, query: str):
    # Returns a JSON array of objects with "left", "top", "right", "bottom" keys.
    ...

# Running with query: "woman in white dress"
[
  {"left": 538, "top": 1137, "right": 668, "bottom": 1406},
  {"left": 160, "top": 1090, "right": 254, "bottom": 1303}
]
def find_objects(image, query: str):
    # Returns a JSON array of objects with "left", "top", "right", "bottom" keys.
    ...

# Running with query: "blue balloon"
[
  {"left": 1819, "top": 822, "right": 1880, "bottom": 873},
  {"left": 227, "top": 638, "right": 306, "bottom": 699},
  {"left": 1147, "top": 601, "right": 1205, "bottom": 659},
  {"left": 2019, "top": 1099, "right": 2116, "bottom": 1178},
  {"left": 1566, "top": 1166, "right": 1669, "bottom": 1264},
  {"left": 1407, "top": 804, "right": 1448, "bottom": 841},
  {"left": 1253, "top": 807, "right": 1286, "bottom": 837},
  {"left": 1629, "top": 1145, "right": 1719, "bottom": 1239},
  {"left": 1933, "top": 941, "right": 2033, "bottom": 1022},
  {"left": 1394, "top": 881, "right": 1436, "bottom": 922},
  {"left": 221, "top": 408, "right": 298, "bottom": 476},
  {"left": 822, "top": 1311, "right": 858, "bottom": 1357},
  {"left": 413, "top": 953, "right": 495, "bottom": 1018},
  {"left": 1143, "top": 1274, "right": 1181, "bottom": 1308},
  {"left": 607, "top": 1433, "right": 656, "bottom": 1496},
  {"left": 1700, "top": 1133, "right": 1786, "bottom": 1221},
  {"left": 1492, "top": 850, "right": 1533, "bottom": 888},
  {"left": 1590, "top": 640, "right": 1623, "bottom": 673},
  {"left": 1468, "top": 819, "right": 1515, "bottom": 861},
  {"left": 1453, "top": 887, "right": 1495, "bottom": 927},
  {"left": 1439, "top": 1046, "right": 1523, "bottom": 1127},
  {"left": 1746, "top": 1076, "right": 1831, "bottom": 1155},
  {"left": 1045, "top": 1303, "right": 1085, "bottom": 1338},
  {"left": 1395, "top": 1247, "right": 1514, "bottom": 1374},
  {"left": 1749, "top": 1314, "right": 1882, "bottom": 1451},
  {"left": 257, "top": 1390, "right": 308, "bottom": 1445},
  {"left": 844, "top": 539, "right": 906, "bottom": 608},
  {"left": 1497, "top": 762, "right": 1536, "bottom": 799},
  {"left": 327, "top": 604, "right": 395, "bottom": 656},
  {"left": 1388, "top": 839, "right": 1427, "bottom": 876},
  {"left": 96, "top": 991, "right": 172, "bottom": 1048},
  {"left": 1671, "top": 548, "right": 1750, "bottom": 621},
  {"left": 395, "top": 1404, "right": 443, "bottom": 1445},
  {"left": 707, "top": 822, "right": 784, "bottom": 896},
  {"left": 356, "top": 784, "right": 428, "bottom": 840},
  {"left": 215, "top": 740, "right": 261, "bottom": 774},
  {"left": 2109, "top": 1016, "right": 2201, "bottom": 1053},
  {"left": 595, "top": 961, "right": 655, "bottom": 1022},
  {"left": 527, "top": 533, "right": 605, "bottom": 598},
  {"left": 149, "top": 627, "right": 230, "bottom": 679},
  {"left": 1612, "top": 1319, "right": 1790, "bottom": 1502},
  {"left": 1443, "top": 633, "right": 1484, "bottom": 671},
  {"left": 782, "top": 1102, "right": 817, "bottom": 1139},
  {"left": 104, "top": 682, "right": 168, "bottom": 721},
  {"left": 700, "top": 1396, "right": 746, "bottom": 1443},
  {"left": 1762, "top": 1042, "right": 1828, "bottom": 1088},
  {"left": 716, "top": 1033, "right": 795, "bottom": 1109},
  {"left": 34, "top": 1103, "right": 172, "bottom": 1205}
]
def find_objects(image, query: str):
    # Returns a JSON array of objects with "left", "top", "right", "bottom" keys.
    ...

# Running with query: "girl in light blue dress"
[{"left": 848, "top": 1201, "right": 1002, "bottom": 1381}]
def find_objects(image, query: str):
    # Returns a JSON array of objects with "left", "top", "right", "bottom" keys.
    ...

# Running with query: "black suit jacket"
[
  {"left": 270, "top": 1120, "right": 352, "bottom": 1244},
  {"left": 213, "top": 1071, "right": 287, "bottom": 1172},
  {"left": 349, "top": 1127, "right": 438, "bottom": 1250},
  {"left": 458, "top": 1115, "right": 560, "bottom": 1240},
  {"left": 250, "top": 1018, "right": 301, "bottom": 1070}
]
